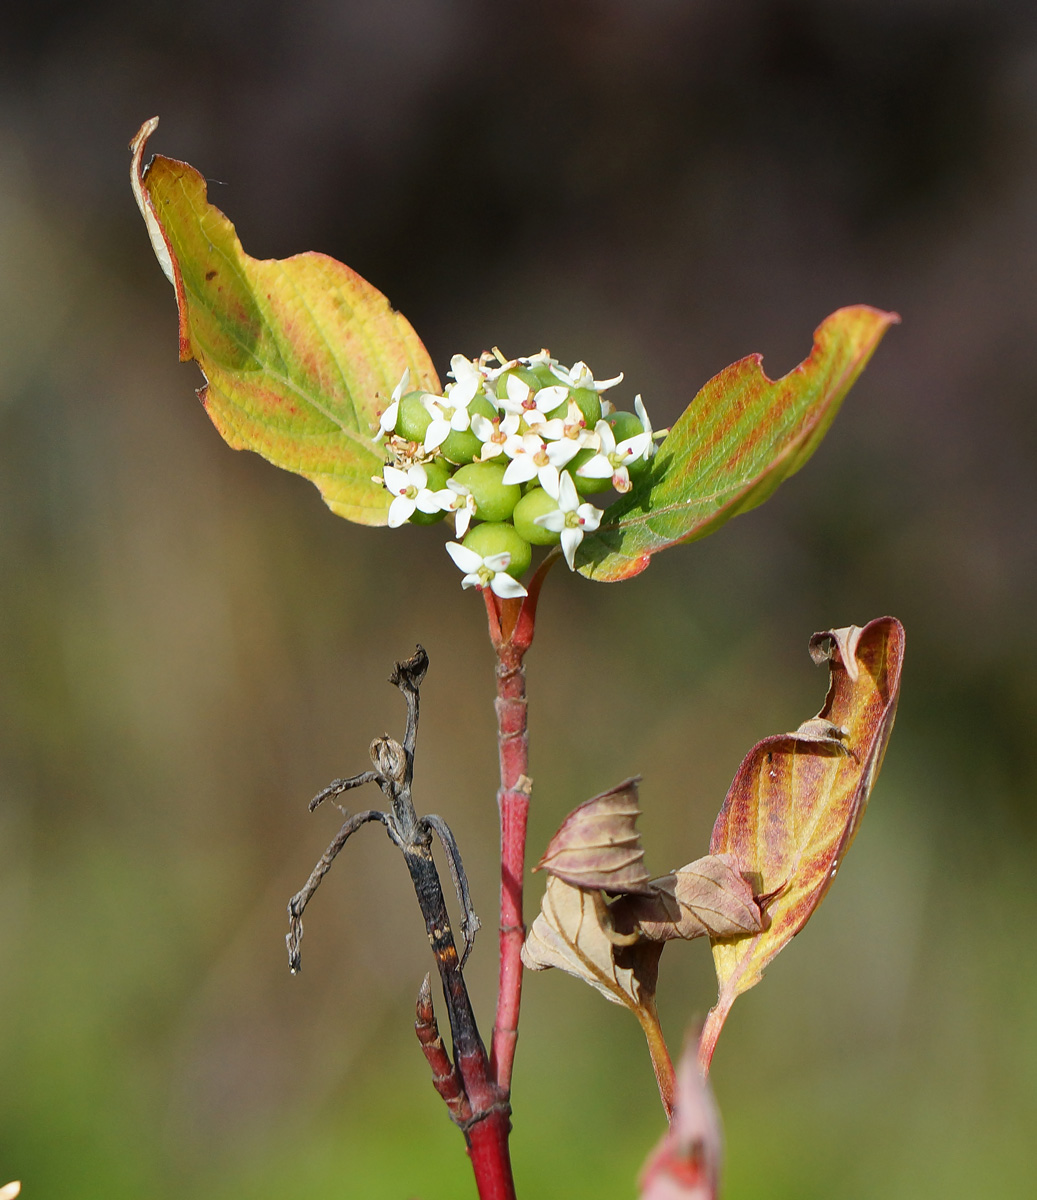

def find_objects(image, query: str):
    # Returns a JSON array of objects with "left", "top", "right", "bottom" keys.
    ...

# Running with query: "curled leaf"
[
  {"left": 612, "top": 854, "right": 763, "bottom": 943},
  {"left": 535, "top": 777, "right": 653, "bottom": 894},
  {"left": 522, "top": 874, "right": 651, "bottom": 1006},
  {"left": 577, "top": 307, "right": 899, "bottom": 581},
  {"left": 130, "top": 118, "right": 439, "bottom": 524},
  {"left": 699, "top": 616, "right": 905, "bottom": 1071}
]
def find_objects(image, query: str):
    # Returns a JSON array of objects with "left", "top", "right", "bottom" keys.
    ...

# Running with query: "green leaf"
[
  {"left": 577, "top": 307, "right": 899, "bottom": 580},
  {"left": 130, "top": 117, "right": 439, "bottom": 525}
]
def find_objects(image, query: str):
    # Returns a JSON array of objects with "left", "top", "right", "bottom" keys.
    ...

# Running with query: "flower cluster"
[{"left": 375, "top": 350, "right": 661, "bottom": 597}]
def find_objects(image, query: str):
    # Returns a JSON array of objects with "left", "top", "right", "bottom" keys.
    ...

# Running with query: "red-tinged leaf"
[
  {"left": 612, "top": 855, "right": 763, "bottom": 943},
  {"left": 577, "top": 307, "right": 899, "bottom": 581},
  {"left": 535, "top": 777, "right": 653, "bottom": 894},
  {"left": 640, "top": 1040, "right": 722, "bottom": 1200},
  {"left": 129, "top": 118, "right": 439, "bottom": 525},
  {"left": 698, "top": 616, "right": 905, "bottom": 1071}
]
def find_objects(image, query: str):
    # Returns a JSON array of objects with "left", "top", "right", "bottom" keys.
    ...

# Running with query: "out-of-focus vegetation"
[{"left": 2, "top": 2, "right": 1036, "bottom": 1196}]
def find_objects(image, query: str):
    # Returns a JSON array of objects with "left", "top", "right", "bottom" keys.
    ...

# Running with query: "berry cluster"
[{"left": 376, "top": 350, "right": 660, "bottom": 597}]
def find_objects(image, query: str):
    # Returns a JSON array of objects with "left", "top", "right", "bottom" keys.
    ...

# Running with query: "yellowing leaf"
[
  {"left": 612, "top": 855, "right": 763, "bottom": 943},
  {"left": 699, "top": 617, "right": 905, "bottom": 1070},
  {"left": 535, "top": 777, "right": 652, "bottom": 894},
  {"left": 130, "top": 118, "right": 439, "bottom": 524},
  {"left": 578, "top": 307, "right": 898, "bottom": 580}
]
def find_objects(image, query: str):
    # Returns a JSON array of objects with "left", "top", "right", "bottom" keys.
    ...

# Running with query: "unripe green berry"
[
  {"left": 512, "top": 488, "right": 562, "bottom": 545},
  {"left": 408, "top": 458, "right": 450, "bottom": 525},
  {"left": 451, "top": 461, "right": 521, "bottom": 522},
  {"left": 605, "top": 410, "right": 644, "bottom": 442},
  {"left": 462, "top": 522, "right": 532, "bottom": 578},
  {"left": 567, "top": 449, "right": 612, "bottom": 495},
  {"left": 395, "top": 392, "right": 433, "bottom": 442},
  {"left": 527, "top": 362, "right": 562, "bottom": 390},
  {"left": 571, "top": 387, "right": 602, "bottom": 427},
  {"left": 439, "top": 394, "right": 498, "bottom": 464}
]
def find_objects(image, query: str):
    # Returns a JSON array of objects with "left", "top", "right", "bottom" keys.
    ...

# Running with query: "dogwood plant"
[{"left": 131, "top": 116, "right": 904, "bottom": 1200}]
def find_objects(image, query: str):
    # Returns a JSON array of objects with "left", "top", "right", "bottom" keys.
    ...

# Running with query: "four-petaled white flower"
[
  {"left": 575, "top": 419, "right": 652, "bottom": 494},
  {"left": 550, "top": 360, "right": 624, "bottom": 393},
  {"left": 421, "top": 392, "right": 476, "bottom": 453},
  {"left": 534, "top": 471, "right": 603, "bottom": 570},
  {"left": 440, "top": 479, "right": 478, "bottom": 537},
  {"left": 471, "top": 410, "right": 520, "bottom": 459},
  {"left": 382, "top": 463, "right": 444, "bottom": 527},
  {"left": 377, "top": 367, "right": 411, "bottom": 438},
  {"left": 497, "top": 373, "right": 569, "bottom": 420},
  {"left": 445, "top": 354, "right": 487, "bottom": 407},
  {"left": 445, "top": 542, "right": 528, "bottom": 598},
  {"left": 502, "top": 431, "right": 582, "bottom": 490}
]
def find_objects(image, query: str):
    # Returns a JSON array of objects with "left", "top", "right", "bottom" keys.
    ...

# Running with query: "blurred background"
[{"left": 2, "top": 1, "right": 1036, "bottom": 1196}]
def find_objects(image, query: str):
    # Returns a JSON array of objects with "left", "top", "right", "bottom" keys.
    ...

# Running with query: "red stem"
[{"left": 485, "top": 552, "right": 556, "bottom": 1095}]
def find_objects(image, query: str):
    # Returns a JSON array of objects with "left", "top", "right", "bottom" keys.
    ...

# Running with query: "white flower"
[
  {"left": 438, "top": 479, "right": 478, "bottom": 537},
  {"left": 633, "top": 394, "right": 660, "bottom": 457},
  {"left": 445, "top": 542, "right": 528, "bottom": 598},
  {"left": 445, "top": 354, "right": 487, "bottom": 407},
  {"left": 421, "top": 391, "right": 475, "bottom": 453},
  {"left": 498, "top": 373, "right": 569, "bottom": 420},
  {"left": 471, "top": 410, "right": 520, "bottom": 460},
  {"left": 382, "top": 463, "right": 443, "bottom": 528},
  {"left": 534, "top": 471, "right": 603, "bottom": 570},
  {"left": 501, "top": 431, "right": 582, "bottom": 489},
  {"left": 575, "top": 419, "right": 652, "bottom": 494},
  {"left": 377, "top": 368, "right": 411, "bottom": 438},
  {"left": 551, "top": 360, "right": 624, "bottom": 393}
]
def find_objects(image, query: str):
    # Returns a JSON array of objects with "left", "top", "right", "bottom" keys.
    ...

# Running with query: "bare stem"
[{"left": 696, "top": 994, "right": 734, "bottom": 1077}]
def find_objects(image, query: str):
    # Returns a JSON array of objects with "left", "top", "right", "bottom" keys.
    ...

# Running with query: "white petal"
[
  {"left": 544, "top": 438, "right": 581, "bottom": 467},
  {"left": 536, "top": 464, "right": 560, "bottom": 496},
  {"left": 382, "top": 465, "right": 410, "bottom": 492},
  {"left": 378, "top": 399, "right": 399, "bottom": 434},
  {"left": 490, "top": 572, "right": 528, "bottom": 598},
  {"left": 592, "top": 420, "right": 617, "bottom": 454},
  {"left": 557, "top": 470, "right": 580, "bottom": 512},
  {"left": 575, "top": 453, "right": 613, "bottom": 479},
  {"left": 423, "top": 418, "right": 451, "bottom": 452},
  {"left": 505, "top": 373, "right": 532, "bottom": 405},
  {"left": 502, "top": 456, "right": 538, "bottom": 486},
  {"left": 560, "top": 526, "right": 583, "bottom": 569},
  {"left": 415, "top": 490, "right": 442, "bottom": 514},
  {"left": 391, "top": 368, "right": 411, "bottom": 404},
  {"left": 460, "top": 572, "right": 483, "bottom": 590},
  {"left": 471, "top": 413, "right": 496, "bottom": 442},
  {"left": 407, "top": 463, "right": 429, "bottom": 488},
  {"left": 454, "top": 507, "right": 473, "bottom": 537},
  {"left": 446, "top": 542, "right": 483, "bottom": 572},
  {"left": 534, "top": 509, "right": 565, "bottom": 533},
  {"left": 617, "top": 431, "right": 651, "bottom": 461},
  {"left": 483, "top": 551, "right": 513, "bottom": 572},
  {"left": 634, "top": 393, "right": 651, "bottom": 432},
  {"left": 576, "top": 503, "right": 603, "bottom": 531},
  {"left": 388, "top": 495, "right": 417, "bottom": 527},
  {"left": 534, "top": 385, "right": 569, "bottom": 410}
]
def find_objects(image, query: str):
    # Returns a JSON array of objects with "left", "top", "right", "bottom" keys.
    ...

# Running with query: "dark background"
[{"left": 2, "top": 1, "right": 1036, "bottom": 1196}]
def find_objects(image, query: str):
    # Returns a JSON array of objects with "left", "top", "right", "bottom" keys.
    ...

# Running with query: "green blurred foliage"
[{"left": 2, "top": 2, "right": 1037, "bottom": 1196}]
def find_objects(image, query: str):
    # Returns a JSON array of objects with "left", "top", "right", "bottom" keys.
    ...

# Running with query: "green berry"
[
  {"left": 395, "top": 392, "right": 433, "bottom": 442},
  {"left": 451, "top": 461, "right": 521, "bottom": 522},
  {"left": 512, "top": 488, "right": 562, "bottom": 545},
  {"left": 605, "top": 411, "right": 644, "bottom": 442},
  {"left": 439, "top": 394, "right": 498, "bottom": 465},
  {"left": 567, "top": 449, "right": 612, "bottom": 495},
  {"left": 463, "top": 523, "right": 532, "bottom": 579},
  {"left": 571, "top": 387, "right": 602, "bottom": 428},
  {"left": 527, "top": 362, "right": 562, "bottom": 390}
]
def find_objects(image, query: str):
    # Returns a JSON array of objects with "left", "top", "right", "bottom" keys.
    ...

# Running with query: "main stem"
[{"left": 490, "top": 638, "right": 530, "bottom": 1093}]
